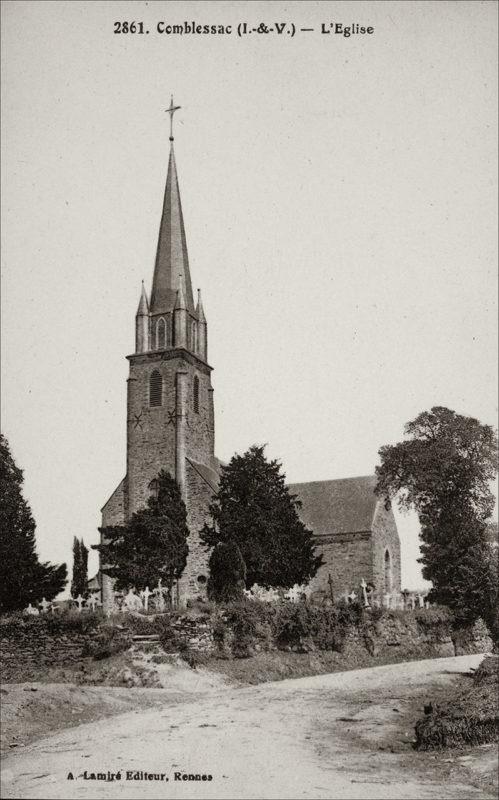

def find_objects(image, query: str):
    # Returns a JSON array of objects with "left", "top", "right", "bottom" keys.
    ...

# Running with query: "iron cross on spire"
[{"left": 166, "top": 95, "right": 181, "bottom": 141}]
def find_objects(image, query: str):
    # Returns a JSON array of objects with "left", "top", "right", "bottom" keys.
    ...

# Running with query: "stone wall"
[
  {"left": 310, "top": 533, "right": 373, "bottom": 597},
  {"left": 213, "top": 606, "right": 493, "bottom": 665},
  {"left": 170, "top": 617, "right": 214, "bottom": 652},
  {"left": 1, "top": 610, "right": 491, "bottom": 685},
  {"left": 0, "top": 619, "right": 95, "bottom": 682},
  {"left": 100, "top": 478, "right": 126, "bottom": 611},
  {"left": 125, "top": 350, "right": 214, "bottom": 519},
  {"left": 372, "top": 502, "right": 401, "bottom": 595},
  {"left": 180, "top": 461, "right": 215, "bottom": 600}
]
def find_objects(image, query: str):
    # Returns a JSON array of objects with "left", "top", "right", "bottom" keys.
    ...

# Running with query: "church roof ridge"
[
  {"left": 288, "top": 474, "right": 376, "bottom": 488},
  {"left": 287, "top": 474, "right": 380, "bottom": 536}
]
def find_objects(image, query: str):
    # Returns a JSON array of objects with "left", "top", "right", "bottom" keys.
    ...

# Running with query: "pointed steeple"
[
  {"left": 136, "top": 281, "right": 149, "bottom": 315},
  {"left": 196, "top": 288, "right": 206, "bottom": 322},
  {"left": 135, "top": 282, "right": 150, "bottom": 353},
  {"left": 196, "top": 288, "right": 208, "bottom": 361},
  {"left": 150, "top": 143, "right": 194, "bottom": 314}
]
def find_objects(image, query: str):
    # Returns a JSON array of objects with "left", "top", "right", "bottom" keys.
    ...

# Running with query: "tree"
[
  {"left": 208, "top": 541, "right": 247, "bottom": 602},
  {"left": 375, "top": 407, "right": 498, "bottom": 633},
  {"left": 201, "top": 445, "right": 323, "bottom": 589},
  {"left": 71, "top": 537, "right": 89, "bottom": 598},
  {"left": 0, "top": 433, "right": 67, "bottom": 612},
  {"left": 94, "top": 469, "right": 189, "bottom": 599}
]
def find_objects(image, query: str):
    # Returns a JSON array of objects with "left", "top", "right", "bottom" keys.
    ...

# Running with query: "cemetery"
[{"left": 0, "top": 579, "right": 492, "bottom": 686}]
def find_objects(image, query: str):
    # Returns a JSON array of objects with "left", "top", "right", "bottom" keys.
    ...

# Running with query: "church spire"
[
  {"left": 150, "top": 105, "right": 194, "bottom": 315},
  {"left": 135, "top": 281, "right": 150, "bottom": 353},
  {"left": 136, "top": 281, "right": 149, "bottom": 315}
]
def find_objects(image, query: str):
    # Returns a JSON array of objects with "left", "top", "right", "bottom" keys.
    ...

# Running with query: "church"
[{"left": 99, "top": 103, "right": 401, "bottom": 611}]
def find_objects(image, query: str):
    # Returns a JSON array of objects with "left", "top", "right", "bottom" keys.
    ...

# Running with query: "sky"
[{"left": 1, "top": 0, "right": 498, "bottom": 592}]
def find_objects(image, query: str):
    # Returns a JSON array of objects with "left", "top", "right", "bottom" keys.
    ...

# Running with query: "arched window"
[
  {"left": 148, "top": 478, "right": 159, "bottom": 500},
  {"left": 156, "top": 318, "right": 166, "bottom": 350},
  {"left": 149, "top": 370, "right": 162, "bottom": 407},
  {"left": 165, "top": 314, "right": 172, "bottom": 347},
  {"left": 191, "top": 322, "right": 197, "bottom": 353},
  {"left": 193, "top": 375, "right": 199, "bottom": 414},
  {"left": 384, "top": 549, "right": 392, "bottom": 593}
]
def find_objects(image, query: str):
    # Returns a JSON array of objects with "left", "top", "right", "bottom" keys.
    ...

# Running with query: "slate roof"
[
  {"left": 187, "top": 457, "right": 220, "bottom": 493},
  {"left": 287, "top": 475, "right": 379, "bottom": 537},
  {"left": 150, "top": 145, "right": 195, "bottom": 314}
]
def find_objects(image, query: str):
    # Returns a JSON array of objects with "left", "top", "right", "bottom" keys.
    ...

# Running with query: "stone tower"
[{"left": 100, "top": 113, "right": 220, "bottom": 611}]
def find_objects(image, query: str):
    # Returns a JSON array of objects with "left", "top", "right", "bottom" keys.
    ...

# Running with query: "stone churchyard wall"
[
  {"left": 212, "top": 603, "right": 493, "bottom": 664},
  {"left": 0, "top": 605, "right": 493, "bottom": 684},
  {"left": 0, "top": 616, "right": 99, "bottom": 681}
]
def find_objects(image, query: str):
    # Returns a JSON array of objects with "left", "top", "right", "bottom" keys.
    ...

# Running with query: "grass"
[{"left": 415, "top": 655, "right": 498, "bottom": 750}]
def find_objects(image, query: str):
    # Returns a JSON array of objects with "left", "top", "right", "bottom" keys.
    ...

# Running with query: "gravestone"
[
  {"left": 140, "top": 586, "right": 152, "bottom": 611},
  {"left": 87, "top": 593, "right": 101, "bottom": 611},
  {"left": 39, "top": 597, "right": 51, "bottom": 614},
  {"left": 124, "top": 588, "right": 142, "bottom": 612},
  {"left": 74, "top": 594, "right": 85, "bottom": 612},
  {"left": 360, "top": 578, "right": 369, "bottom": 608},
  {"left": 153, "top": 581, "right": 166, "bottom": 611}
]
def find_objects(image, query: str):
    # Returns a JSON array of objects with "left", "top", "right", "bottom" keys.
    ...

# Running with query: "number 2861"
[{"left": 114, "top": 21, "right": 146, "bottom": 34}]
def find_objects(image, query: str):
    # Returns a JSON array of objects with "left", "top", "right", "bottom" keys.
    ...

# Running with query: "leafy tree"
[
  {"left": 201, "top": 445, "right": 323, "bottom": 589},
  {"left": 375, "top": 407, "right": 498, "bottom": 634},
  {"left": 71, "top": 537, "right": 89, "bottom": 598},
  {"left": 208, "top": 541, "right": 247, "bottom": 602},
  {"left": 95, "top": 469, "right": 189, "bottom": 599},
  {"left": 0, "top": 433, "right": 67, "bottom": 612}
]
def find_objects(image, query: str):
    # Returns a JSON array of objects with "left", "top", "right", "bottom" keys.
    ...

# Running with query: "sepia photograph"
[{"left": 1, "top": 1, "right": 498, "bottom": 798}]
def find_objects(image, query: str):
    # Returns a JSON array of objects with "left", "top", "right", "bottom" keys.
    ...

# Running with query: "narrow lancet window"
[
  {"left": 149, "top": 370, "right": 162, "bottom": 407},
  {"left": 193, "top": 375, "right": 199, "bottom": 413},
  {"left": 384, "top": 549, "right": 392, "bottom": 593},
  {"left": 156, "top": 318, "right": 166, "bottom": 350}
]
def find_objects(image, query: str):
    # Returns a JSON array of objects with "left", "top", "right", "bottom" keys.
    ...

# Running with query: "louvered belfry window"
[
  {"left": 193, "top": 375, "right": 199, "bottom": 413},
  {"left": 149, "top": 370, "right": 162, "bottom": 407}
]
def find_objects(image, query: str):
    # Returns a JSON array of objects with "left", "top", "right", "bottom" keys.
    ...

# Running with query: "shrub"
[
  {"left": 0, "top": 610, "right": 102, "bottom": 636},
  {"left": 273, "top": 602, "right": 320, "bottom": 650},
  {"left": 473, "top": 655, "right": 497, "bottom": 685},
  {"left": 221, "top": 599, "right": 274, "bottom": 658},
  {"left": 415, "top": 655, "right": 498, "bottom": 749},
  {"left": 414, "top": 605, "right": 454, "bottom": 638},
  {"left": 272, "top": 600, "right": 365, "bottom": 653},
  {"left": 81, "top": 624, "right": 131, "bottom": 660},
  {"left": 207, "top": 542, "right": 247, "bottom": 603},
  {"left": 154, "top": 615, "right": 178, "bottom": 652},
  {"left": 76, "top": 657, "right": 161, "bottom": 687},
  {"left": 180, "top": 649, "right": 209, "bottom": 670}
]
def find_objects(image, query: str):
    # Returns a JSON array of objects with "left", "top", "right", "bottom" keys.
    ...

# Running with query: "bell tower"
[{"left": 100, "top": 100, "right": 218, "bottom": 610}]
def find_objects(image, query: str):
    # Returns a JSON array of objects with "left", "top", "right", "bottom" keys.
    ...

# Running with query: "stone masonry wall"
[
  {"left": 310, "top": 533, "right": 373, "bottom": 598},
  {"left": 1, "top": 611, "right": 492, "bottom": 683},
  {"left": 372, "top": 501, "right": 402, "bottom": 595},
  {"left": 126, "top": 351, "right": 214, "bottom": 519},
  {"left": 179, "top": 461, "right": 215, "bottom": 600},
  {"left": 126, "top": 354, "right": 180, "bottom": 517},
  {"left": 0, "top": 621, "right": 93, "bottom": 682},
  {"left": 100, "top": 478, "right": 126, "bottom": 610}
]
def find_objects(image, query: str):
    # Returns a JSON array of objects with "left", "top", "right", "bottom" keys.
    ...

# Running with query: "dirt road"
[{"left": 1, "top": 654, "right": 495, "bottom": 799}]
